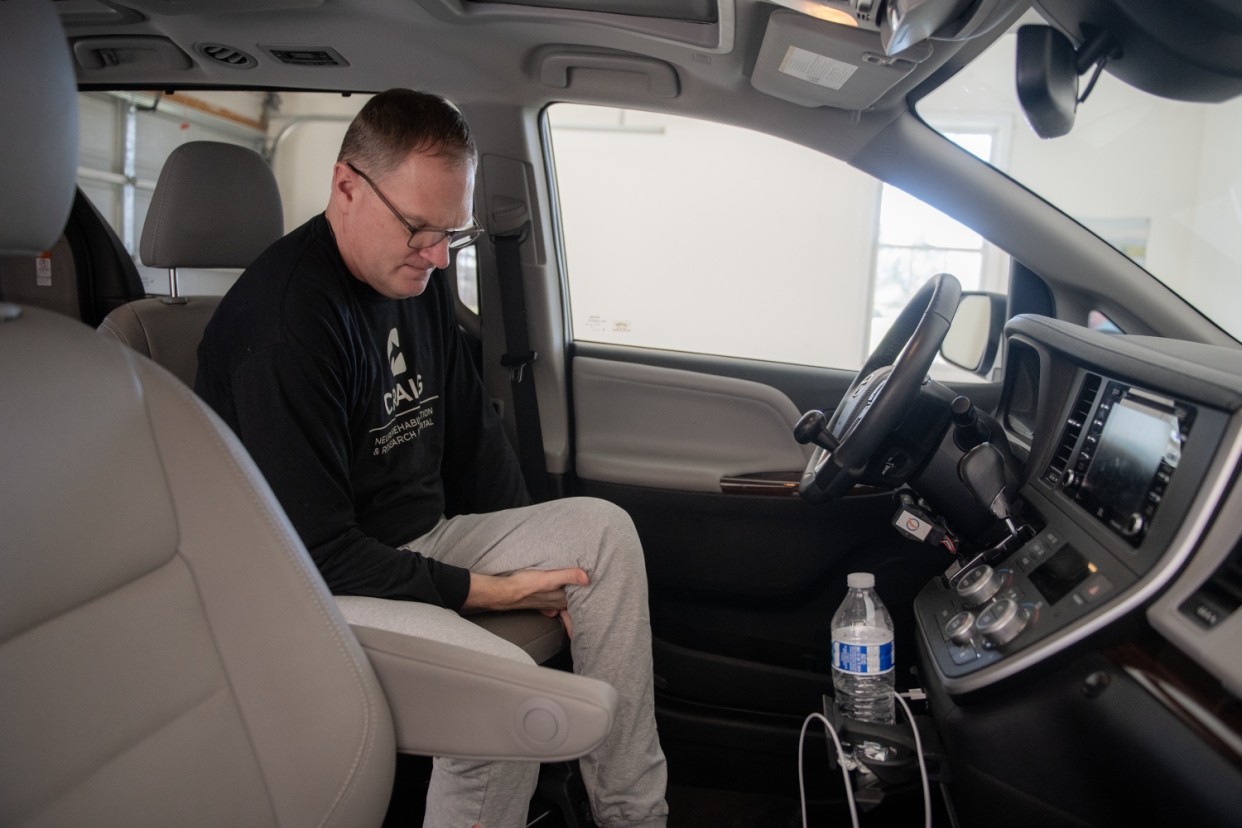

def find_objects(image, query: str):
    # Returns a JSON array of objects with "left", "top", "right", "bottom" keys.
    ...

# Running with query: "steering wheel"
[{"left": 798, "top": 273, "right": 962, "bottom": 503}]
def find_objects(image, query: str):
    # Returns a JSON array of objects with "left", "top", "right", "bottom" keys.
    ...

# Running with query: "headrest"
[
  {"left": 140, "top": 141, "right": 284, "bottom": 269},
  {"left": 0, "top": 0, "right": 80, "bottom": 256}
]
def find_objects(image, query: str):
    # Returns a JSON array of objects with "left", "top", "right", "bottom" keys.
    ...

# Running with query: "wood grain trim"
[
  {"left": 1108, "top": 640, "right": 1242, "bottom": 772},
  {"left": 149, "top": 91, "right": 267, "bottom": 132},
  {"left": 719, "top": 472, "right": 889, "bottom": 498}
]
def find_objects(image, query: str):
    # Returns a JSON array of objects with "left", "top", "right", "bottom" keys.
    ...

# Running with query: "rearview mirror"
[
  {"left": 941, "top": 292, "right": 1006, "bottom": 376},
  {"left": 1015, "top": 25, "right": 1078, "bottom": 138}
]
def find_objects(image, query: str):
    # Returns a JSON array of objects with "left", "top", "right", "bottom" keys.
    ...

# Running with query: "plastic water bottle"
[{"left": 831, "top": 572, "right": 895, "bottom": 726}]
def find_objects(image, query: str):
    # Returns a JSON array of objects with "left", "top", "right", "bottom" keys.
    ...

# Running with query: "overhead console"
[
  {"left": 750, "top": 0, "right": 1021, "bottom": 110},
  {"left": 915, "top": 315, "right": 1242, "bottom": 696}
]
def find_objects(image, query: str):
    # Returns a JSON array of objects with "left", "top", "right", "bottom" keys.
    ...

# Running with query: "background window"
[{"left": 547, "top": 104, "right": 1007, "bottom": 379}]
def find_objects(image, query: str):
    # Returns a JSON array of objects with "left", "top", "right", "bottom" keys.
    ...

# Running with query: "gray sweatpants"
[{"left": 335, "top": 497, "right": 668, "bottom": 828}]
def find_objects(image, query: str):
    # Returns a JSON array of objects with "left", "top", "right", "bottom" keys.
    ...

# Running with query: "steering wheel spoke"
[{"left": 797, "top": 274, "right": 962, "bottom": 503}]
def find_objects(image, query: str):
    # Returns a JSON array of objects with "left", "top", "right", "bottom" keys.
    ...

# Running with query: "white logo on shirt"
[{"left": 388, "top": 328, "right": 407, "bottom": 376}]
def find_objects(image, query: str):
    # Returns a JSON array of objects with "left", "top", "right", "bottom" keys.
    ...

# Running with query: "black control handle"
[
  {"left": 958, "top": 442, "right": 1013, "bottom": 521},
  {"left": 951, "top": 395, "right": 989, "bottom": 451},
  {"left": 794, "top": 410, "right": 841, "bottom": 453}
]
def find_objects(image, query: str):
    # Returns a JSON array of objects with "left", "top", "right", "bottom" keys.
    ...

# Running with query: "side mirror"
[
  {"left": 941, "top": 292, "right": 1006, "bottom": 376},
  {"left": 1015, "top": 25, "right": 1079, "bottom": 138}
]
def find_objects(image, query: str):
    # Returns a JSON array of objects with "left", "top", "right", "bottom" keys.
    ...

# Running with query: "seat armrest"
[{"left": 350, "top": 624, "right": 617, "bottom": 761}]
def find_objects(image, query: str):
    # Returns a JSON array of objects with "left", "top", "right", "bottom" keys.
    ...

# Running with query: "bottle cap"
[{"left": 847, "top": 572, "right": 875, "bottom": 589}]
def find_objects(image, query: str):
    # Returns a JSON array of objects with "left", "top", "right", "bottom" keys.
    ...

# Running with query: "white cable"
[
  {"left": 799, "top": 711, "right": 859, "bottom": 828},
  {"left": 897, "top": 692, "right": 932, "bottom": 828}
]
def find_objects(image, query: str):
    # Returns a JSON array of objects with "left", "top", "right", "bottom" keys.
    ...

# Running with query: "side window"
[
  {"left": 454, "top": 244, "right": 480, "bottom": 315},
  {"left": 545, "top": 104, "right": 1008, "bottom": 380}
]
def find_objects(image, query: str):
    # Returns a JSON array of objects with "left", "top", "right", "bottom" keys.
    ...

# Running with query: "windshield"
[{"left": 917, "top": 25, "right": 1242, "bottom": 341}]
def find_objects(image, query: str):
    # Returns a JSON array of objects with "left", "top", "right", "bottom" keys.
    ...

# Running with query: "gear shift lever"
[
  {"left": 949, "top": 443, "right": 1021, "bottom": 586},
  {"left": 959, "top": 442, "right": 1017, "bottom": 534}
]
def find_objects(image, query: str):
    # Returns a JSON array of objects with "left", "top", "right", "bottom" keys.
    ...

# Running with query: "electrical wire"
[
  {"left": 799, "top": 712, "right": 859, "bottom": 828},
  {"left": 896, "top": 692, "right": 932, "bottom": 828}
]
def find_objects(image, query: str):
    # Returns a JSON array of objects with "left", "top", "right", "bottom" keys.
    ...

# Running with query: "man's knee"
[{"left": 557, "top": 496, "right": 637, "bottom": 538}]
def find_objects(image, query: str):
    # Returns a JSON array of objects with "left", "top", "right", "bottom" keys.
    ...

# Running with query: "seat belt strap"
[{"left": 492, "top": 228, "right": 551, "bottom": 503}]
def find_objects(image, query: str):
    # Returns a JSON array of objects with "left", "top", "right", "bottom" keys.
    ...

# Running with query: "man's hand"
[{"left": 461, "top": 568, "right": 588, "bottom": 638}]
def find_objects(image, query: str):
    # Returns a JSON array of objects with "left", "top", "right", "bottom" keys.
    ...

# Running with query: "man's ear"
[{"left": 330, "top": 162, "right": 358, "bottom": 208}]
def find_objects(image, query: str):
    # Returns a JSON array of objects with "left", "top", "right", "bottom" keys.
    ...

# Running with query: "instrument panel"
[{"left": 916, "top": 315, "right": 1242, "bottom": 697}]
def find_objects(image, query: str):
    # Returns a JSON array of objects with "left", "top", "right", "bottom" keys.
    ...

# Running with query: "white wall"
[{"left": 268, "top": 93, "right": 371, "bottom": 233}]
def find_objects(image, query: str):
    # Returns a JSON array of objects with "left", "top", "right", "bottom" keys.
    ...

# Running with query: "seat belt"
[{"left": 492, "top": 226, "right": 552, "bottom": 503}]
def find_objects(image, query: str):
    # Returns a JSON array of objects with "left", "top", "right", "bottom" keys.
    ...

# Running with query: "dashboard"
[{"left": 915, "top": 313, "right": 1242, "bottom": 710}]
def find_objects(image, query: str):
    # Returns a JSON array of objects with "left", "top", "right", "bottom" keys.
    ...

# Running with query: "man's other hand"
[{"left": 462, "top": 568, "right": 588, "bottom": 637}]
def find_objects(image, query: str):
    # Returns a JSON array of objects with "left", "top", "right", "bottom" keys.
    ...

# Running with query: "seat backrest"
[
  {"left": 3, "top": 306, "right": 398, "bottom": 828},
  {"left": 1, "top": 4, "right": 395, "bottom": 826},
  {"left": 0, "top": 189, "right": 147, "bottom": 325},
  {"left": 99, "top": 295, "right": 222, "bottom": 387},
  {"left": 99, "top": 140, "right": 285, "bottom": 386}
]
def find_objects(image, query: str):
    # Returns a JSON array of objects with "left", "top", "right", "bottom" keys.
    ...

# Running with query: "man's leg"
[
  {"left": 411, "top": 497, "right": 668, "bottom": 828},
  {"left": 335, "top": 596, "right": 540, "bottom": 828}
]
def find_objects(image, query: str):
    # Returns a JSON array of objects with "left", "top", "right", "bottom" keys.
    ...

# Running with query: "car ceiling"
[{"left": 61, "top": 0, "right": 1010, "bottom": 162}]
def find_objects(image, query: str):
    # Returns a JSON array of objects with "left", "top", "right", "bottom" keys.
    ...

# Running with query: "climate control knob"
[
  {"left": 976, "top": 598, "right": 1028, "bottom": 647},
  {"left": 945, "top": 611, "right": 976, "bottom": 645},
  {"left": 955, "top": 564, "right": 1003, "bottom": 608}
]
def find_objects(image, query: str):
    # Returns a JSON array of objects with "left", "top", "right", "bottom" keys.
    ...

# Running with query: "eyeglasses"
[{"left": 346, "top": 162, "right": 484, "bottom": 250}]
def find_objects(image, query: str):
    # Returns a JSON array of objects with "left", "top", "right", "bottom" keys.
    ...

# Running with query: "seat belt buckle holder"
[{"left": 501, "top": 350, "right": 537, "bottom": 382}]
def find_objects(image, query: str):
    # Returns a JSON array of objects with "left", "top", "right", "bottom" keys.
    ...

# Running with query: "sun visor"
[{"left": 751, "top": 10, "right": 933, "bottom": 110}]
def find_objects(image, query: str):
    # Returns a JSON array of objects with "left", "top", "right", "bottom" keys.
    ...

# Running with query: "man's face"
[{"left": 329, "top": 149, "right": 475, "bottom": 300}]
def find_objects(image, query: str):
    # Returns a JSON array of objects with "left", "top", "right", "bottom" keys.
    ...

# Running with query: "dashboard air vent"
[
  {"left": 1043, "top": 373, "right": 1101, "bottom": 486},
  {"left": 1180, "top": 538, "right": 1242, "bottom": 629}
]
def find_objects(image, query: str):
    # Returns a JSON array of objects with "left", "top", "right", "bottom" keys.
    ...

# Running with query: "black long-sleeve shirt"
[{"left": 196, "top": 214, "right": 530, "bottom": 609}]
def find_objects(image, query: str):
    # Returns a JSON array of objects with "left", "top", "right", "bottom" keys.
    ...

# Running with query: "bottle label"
[{"left": 832, "top": 640, "right": 894, "bottom": 675}]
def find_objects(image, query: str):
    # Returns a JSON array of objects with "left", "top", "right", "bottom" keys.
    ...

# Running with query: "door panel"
[{"left": 572, "top": 356, "right": 812, "bottom": 492}]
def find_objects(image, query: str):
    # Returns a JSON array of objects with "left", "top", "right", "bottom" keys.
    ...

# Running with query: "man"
[{"left": 196, "top": 89, "right": 668, "bottom": 828}]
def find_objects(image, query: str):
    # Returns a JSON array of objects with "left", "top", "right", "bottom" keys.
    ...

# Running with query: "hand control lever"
[
  {"left": 958, "top": 442, "right": 1017, "bottom": 535},
  {"left": 950, "top": 396, "right": 989, "bottom": 451},
  {"left": 794, "top": 410, "right": 841, "bottom": 453}
]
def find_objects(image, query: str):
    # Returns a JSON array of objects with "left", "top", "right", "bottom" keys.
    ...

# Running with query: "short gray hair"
[{"left": 337, "top": 89, "right": 476, "bottom": 180}]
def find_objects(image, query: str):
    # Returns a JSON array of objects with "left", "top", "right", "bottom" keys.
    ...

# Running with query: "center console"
[{"left": 915, "top": 364, "right": 1232, "bottom": 695}]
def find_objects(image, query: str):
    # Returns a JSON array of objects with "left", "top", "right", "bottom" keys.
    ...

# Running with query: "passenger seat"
[{"left": 98, "top": 141, "right": 284, "bottom": 387}]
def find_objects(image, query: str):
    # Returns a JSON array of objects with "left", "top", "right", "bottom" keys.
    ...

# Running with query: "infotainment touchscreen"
[
  {"left": 1071, "top": 384, "right": 1193, "bottom": 545},
  {"left": 1082, "top": 397, "right": 1180, "bottom": 513}
]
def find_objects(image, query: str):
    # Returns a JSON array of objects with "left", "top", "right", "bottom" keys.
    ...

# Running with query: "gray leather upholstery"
[
  {"left": 1, "top": 307, "right": 396, "bottom": 828},
  {"left": 0, "top": 236, "right": 80, "bottom": 319},
  {"left": 0, "top": 0, "right": 78, "bottom": 256},
  {"left": 99, "top": 296, "right": 222, "bottom": 387},
  {"left": 139, "top": 141, "right": 284, "bottom": 269},
  {"left": 0, "top": 307, "right": 618, "bottom": 826},
  {"left": 354, "top": 625, "right": 615, "bottom": 760}
]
